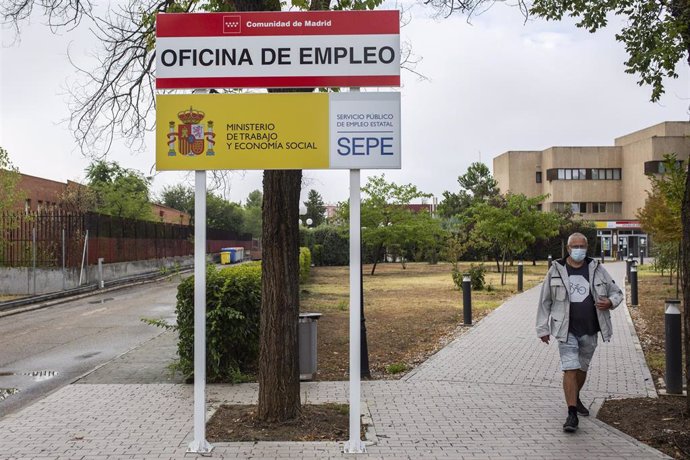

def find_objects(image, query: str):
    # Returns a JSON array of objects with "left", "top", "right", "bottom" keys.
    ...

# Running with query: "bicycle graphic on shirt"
[{"left": 569, "top": 282, "right": 588, "bottom": 296}]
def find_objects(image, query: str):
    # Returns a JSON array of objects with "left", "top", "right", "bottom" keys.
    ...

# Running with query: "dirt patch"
[
  {"left": 597, "top": 265, "right": 690, "bottom": 459},
  {"left": 598, "top": 396, "right": 690, "bottom": 459},
  {"left": 301, "top": 261, "right": 545, "bottom": 380},
  {"left": 206, "top": 404, "right": 353, "bottom": 442}
]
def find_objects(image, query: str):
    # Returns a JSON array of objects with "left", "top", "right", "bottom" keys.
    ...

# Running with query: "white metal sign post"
[
  {"left": 189, "top": 170, "right": 212, "bottom": 454},
  {"left": 345, "top": 168, "right": 365, "bottom": 453}
]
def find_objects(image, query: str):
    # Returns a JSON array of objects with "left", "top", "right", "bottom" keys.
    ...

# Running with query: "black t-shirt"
[{"left": 566, "top": 262, "right": 600, "bottom": 337}]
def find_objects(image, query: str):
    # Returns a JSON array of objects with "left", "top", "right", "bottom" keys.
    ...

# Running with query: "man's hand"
[
  {"left": 540, "top": 335, "right": 550, "bottom": 344},
  {"left": 596, "top": 296, "right": 613, "bottom": 310}
]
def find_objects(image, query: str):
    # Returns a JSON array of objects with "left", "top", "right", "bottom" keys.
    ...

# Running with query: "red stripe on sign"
[
  {"left": 156, "top": 11, "right": 399, "bottom": 37},
  {"left": 156, "top": 75, "right": 400, "bottom": 89}
]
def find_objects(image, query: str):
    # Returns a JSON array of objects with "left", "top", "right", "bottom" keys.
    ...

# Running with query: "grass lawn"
[{"left": 300, "top": 260, "right": 547, "bottom": 380}]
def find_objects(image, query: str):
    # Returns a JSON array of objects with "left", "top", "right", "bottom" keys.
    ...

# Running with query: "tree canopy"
[
  {"left": 85, "top": 160, "right": 152, "bottom": 220},
  {"left": 638, "top": 154, "right": 685, "bottom": 244},
  {"left": 472, "top": 193, "right": 560, "bottom": 284},
  {"left": 439, "top": 162, "right": 500, "bottom": 219},
  {"left": 302, "top": 189, "right": 326, "bottom": 227},
  {"left": 0, "top": 147, "right": 23, "bottom": 213},
  {"left": 357, "top": 174, "right": 440, "bottom": 274},
  {"left": 242, "top": 189, "right": 263, "bottom": 239}
]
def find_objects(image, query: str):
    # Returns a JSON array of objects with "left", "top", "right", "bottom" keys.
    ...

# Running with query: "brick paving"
[{"left": 0, "top": 262, "right": 667, "bottom": 459}]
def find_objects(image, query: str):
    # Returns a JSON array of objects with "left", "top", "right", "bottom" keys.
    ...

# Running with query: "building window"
[
  {"left": 536, "top": 171, "right": 542, "bottom": 183},
  {"left": 571, "top": 202, "right": 586, "bottom": 213},
  {"left": 589, "top": 168, "right": 622, "bottom": 180},
  {"left": 558, "top": 169, "right": 565, "bottom": 180},
  {"left": 592, "top": 202, "right": 606, "bottom": 213}
]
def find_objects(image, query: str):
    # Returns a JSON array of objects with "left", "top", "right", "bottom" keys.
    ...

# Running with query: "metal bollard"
[
  {"left": 626, "top": 256, "right": 633, "bottom": 283},
  {"left": 97, "top": 258, "right": 105, "bottom": 289},
  {"left": 517, "top": 261, "right": 524, "bottom": 292},
  {"left": 547, "top": 255, "right": 552, "bottom": 269},
  {"left": 640, "top": 249, "right": 644, "bottom": 265},
  {"left": 462, "top": 274, "right": 472, "bottom": 326},
  {"left": 630, "top": 263, "right": 638, "bottom": 306},
  {"left": 665, "top": 299, "right": 682, "bottom": 394}
]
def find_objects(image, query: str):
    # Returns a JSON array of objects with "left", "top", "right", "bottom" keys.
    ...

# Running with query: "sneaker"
[
  {"left": 576, "top": 397, "right": 590, "bottom": 416},
  {"left": 563, "top": 413, "right": 579, "bottom": 433}
]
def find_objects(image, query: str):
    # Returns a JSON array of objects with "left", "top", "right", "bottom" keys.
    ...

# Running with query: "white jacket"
[{"left": 536, "top": 257, "right": 624, "bottom": 342}]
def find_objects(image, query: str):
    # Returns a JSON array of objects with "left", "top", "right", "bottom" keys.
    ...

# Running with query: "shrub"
[
  {"left": 311, "top": 244, "right": 324, "bottom": 266},
  {"left": 303, "top": 226, "right": 349, "bottom": 266},
  {"left": 468, "top": 263, "right": 486, "bottom": 290},
  {"left": 176, "top": 263, "right": 261, "bottom": 383},
  {"left": 451, "top": 263, "right": 486, "bottom": 291},
  {"left": 299, "top": 247, "right": 311, "bottom": 284}
]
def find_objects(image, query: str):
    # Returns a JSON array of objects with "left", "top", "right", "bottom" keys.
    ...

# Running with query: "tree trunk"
[
  {"left": 257, "top": 170, "right": 302, "bottom": 422},
  {"left": 681, "top": 165, "right": 690, "bottom": 412},
  {"left": 501, "top": 252, "right": 507, "bottom": 285},
  {"left": 371, "top": 243, "right": 383, "bottom": 275}
]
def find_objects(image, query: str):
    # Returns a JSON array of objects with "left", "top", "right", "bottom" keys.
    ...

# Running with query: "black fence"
[{"left": 0, "top": 211, "right": 252, "bottom": 268}]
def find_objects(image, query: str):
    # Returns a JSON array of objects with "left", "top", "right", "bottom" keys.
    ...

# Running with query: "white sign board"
[{"left": 329, "top": 92, "right": 401, "bottom": 169}]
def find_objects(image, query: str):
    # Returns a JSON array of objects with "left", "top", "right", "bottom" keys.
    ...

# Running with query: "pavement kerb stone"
[{"left": 620, "top": 295, "right": 658, "bottom": 398}]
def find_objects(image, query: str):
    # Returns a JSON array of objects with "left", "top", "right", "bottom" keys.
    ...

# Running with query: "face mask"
[{"left": 570, "top": 248, "right": 587, "bottom": 262}]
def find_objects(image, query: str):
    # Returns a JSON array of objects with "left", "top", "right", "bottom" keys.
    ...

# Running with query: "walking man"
[{"left": 536, "top": 232, "right": 624, "bottom": 432}]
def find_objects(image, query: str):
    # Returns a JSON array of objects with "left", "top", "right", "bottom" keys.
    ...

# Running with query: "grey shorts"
[{"left": 558, "top": 332, "right": 598, "bottom": 372}]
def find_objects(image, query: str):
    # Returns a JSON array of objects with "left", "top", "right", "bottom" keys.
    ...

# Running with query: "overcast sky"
[{"left": 1, "top": 2, "right": 688, "bottom": 207}]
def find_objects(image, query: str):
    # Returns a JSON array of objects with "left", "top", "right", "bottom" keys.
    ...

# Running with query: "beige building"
[{"left": 493, "top": 121, "right": 690, "bottom": 259}]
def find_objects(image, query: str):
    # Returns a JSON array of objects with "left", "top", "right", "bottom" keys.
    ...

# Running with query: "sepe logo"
[
  {"left": 167, "top": 107, "right": 216, "bottom": 157},
  {"left": 223, "top": 15, "right": 242, "bottom": 34}
]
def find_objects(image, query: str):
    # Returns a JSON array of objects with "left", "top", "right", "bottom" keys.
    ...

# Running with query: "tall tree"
[
  {"left": 439, "top": 162, "right": 499, "bottom": 218},
  {"left": 303, "top": 189, "right": 326, "bottom": 227},
  {"left": 357, "top": 174, "right": 434, "bottom": 274},
  {"left": 472, "top": 193, "right": 560, "bottom": 284},
  {"left": 206, "top": 193, "right": 245, "bottom": 233},
  {"left": 85, "top": 160, "right": 152, "bottom": 220},
  {"left": 242, "top": 189, "right": 263, "bottom": 239},
  {"left": 160, "top": 184, "right": 195, "bottom": 217},
  {"left": 638, "top": 155, "right": 686, "bottom": 292}
]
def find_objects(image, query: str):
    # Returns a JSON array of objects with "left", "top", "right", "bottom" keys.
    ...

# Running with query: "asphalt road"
[{"left": 0, "top": 279, "right": 179, "bottom": 418}]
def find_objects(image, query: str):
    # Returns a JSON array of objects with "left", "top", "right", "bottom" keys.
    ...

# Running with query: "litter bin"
[
  {"left": 299, "top": 312, "right": 322, "bottom": 380},
  {"left": 229, "top": 248, "right": 237, "bottom": 263},
  {"left": 220, "top": 248, "right": 232, "bottom": 265}
]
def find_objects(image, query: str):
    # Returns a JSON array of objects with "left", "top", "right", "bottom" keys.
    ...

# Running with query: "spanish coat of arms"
[{"left": 167, "top": 107, "right": 216, "bottom": 156}]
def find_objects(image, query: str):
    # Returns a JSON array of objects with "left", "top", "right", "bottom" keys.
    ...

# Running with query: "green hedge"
[
  {"left": 300, "top": 226, "right": 349, "bottom": 266},
  {"left": 176, "top": 263, "right": 261, "bottom": 382},
  {"left": 299, "top": 247, "right": 311, "bottom": 284}
]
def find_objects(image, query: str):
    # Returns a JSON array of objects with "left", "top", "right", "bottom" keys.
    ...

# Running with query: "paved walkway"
[{"left": 0, "top": 262, "right": 666, "bottom": 459}]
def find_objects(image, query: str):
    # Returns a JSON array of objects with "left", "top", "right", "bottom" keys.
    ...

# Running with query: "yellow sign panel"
[{"left": 156, "top": 93, "right": 329, "bottom": 170}]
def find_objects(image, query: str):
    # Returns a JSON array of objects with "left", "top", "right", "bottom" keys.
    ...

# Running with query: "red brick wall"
[{"left": 15, "top": 174, "right": 67, "bottom": 212}]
